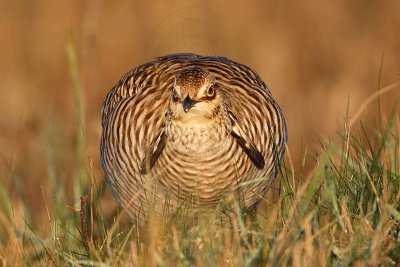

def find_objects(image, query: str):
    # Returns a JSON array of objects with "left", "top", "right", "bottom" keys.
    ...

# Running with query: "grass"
[{"left": 0, "top": 42, "right": 399, "bottom": 266}]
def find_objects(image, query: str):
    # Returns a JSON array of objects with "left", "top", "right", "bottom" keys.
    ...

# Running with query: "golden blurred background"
[{"left": 1, "top": 1, "right": 399, "bottom": 229}]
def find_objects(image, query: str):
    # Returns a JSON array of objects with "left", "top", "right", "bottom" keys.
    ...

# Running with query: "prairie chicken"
[{"left": 101, "top": 53, "right": 287, "bottom": 225}]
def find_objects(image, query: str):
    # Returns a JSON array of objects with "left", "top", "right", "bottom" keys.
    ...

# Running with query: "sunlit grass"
[{"left": 2, "top": 108, "right": 399, "bottom": 266}]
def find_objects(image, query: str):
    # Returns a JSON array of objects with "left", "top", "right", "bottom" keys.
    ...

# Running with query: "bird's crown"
[{"left": 174, "top": 67, "right": 213, "bottom": 99}]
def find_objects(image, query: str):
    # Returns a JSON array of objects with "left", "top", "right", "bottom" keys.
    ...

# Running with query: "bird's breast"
[
  {"left": 167, "top": 120, "right": 228, "bottom": 153},
  {"left": 151, "top": 119, "right": 244, "bottom": 201}
]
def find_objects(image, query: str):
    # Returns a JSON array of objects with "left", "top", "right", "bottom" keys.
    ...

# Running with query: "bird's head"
[{"left": 169, "top": 67, "right": 223, "bottom": 123}]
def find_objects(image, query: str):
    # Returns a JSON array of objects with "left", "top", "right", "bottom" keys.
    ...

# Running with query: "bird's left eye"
[{"left": 206, "top": 85, "right": 215, "bottom": 98}]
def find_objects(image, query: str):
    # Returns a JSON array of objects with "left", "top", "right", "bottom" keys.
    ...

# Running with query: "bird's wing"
[
  {"left": 139, "top": 128, "right": 167, "bottom": 174},
  {"left": 101, "top": 59, "right": 173, "bottom": 175},
  {"left": 227, "top": 108, "right": 265, "bottom": 169}
]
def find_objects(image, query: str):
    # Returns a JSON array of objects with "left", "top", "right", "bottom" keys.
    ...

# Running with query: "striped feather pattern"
[{"left": 101, "top": 53, "right": 287, "bottom": 225}]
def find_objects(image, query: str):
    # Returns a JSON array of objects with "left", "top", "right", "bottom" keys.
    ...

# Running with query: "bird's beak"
[{"left": 182, "top": 96, "right": 197, "bottom": 113}]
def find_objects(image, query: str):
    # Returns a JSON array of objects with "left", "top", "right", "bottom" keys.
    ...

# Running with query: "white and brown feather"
[{"left": 101, "top": 53, "right": 287, "bottom": 225}]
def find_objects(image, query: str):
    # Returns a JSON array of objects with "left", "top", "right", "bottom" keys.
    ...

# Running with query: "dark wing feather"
[
  {"left": 139, "top": 130, "right": 167, "bottom": 174},
  {"left": 228, "top": 110, "right": 265, "bottom": 169}
]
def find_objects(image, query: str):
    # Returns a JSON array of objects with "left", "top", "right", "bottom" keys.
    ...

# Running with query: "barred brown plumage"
[{"left": 100, "top": 53, "right": 287, "bottom": 225}]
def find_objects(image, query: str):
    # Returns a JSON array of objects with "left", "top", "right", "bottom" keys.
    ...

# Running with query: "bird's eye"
[{"left": 206, "top": 84, "right": 216, "bottom": 98}]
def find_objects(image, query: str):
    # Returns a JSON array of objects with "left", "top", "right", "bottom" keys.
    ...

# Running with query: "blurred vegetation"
[{"left": 0, "top": 0, "right": 400, "bottom": 265}]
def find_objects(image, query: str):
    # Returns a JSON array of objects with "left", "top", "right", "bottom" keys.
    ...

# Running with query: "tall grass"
[{"left": 0, "top": 42, "right": 399, "bottom": 266}]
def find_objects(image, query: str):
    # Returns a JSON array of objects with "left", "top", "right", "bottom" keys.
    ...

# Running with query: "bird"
[{"left": 100, "top": 53, "right": 287, "bottom": 226}]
